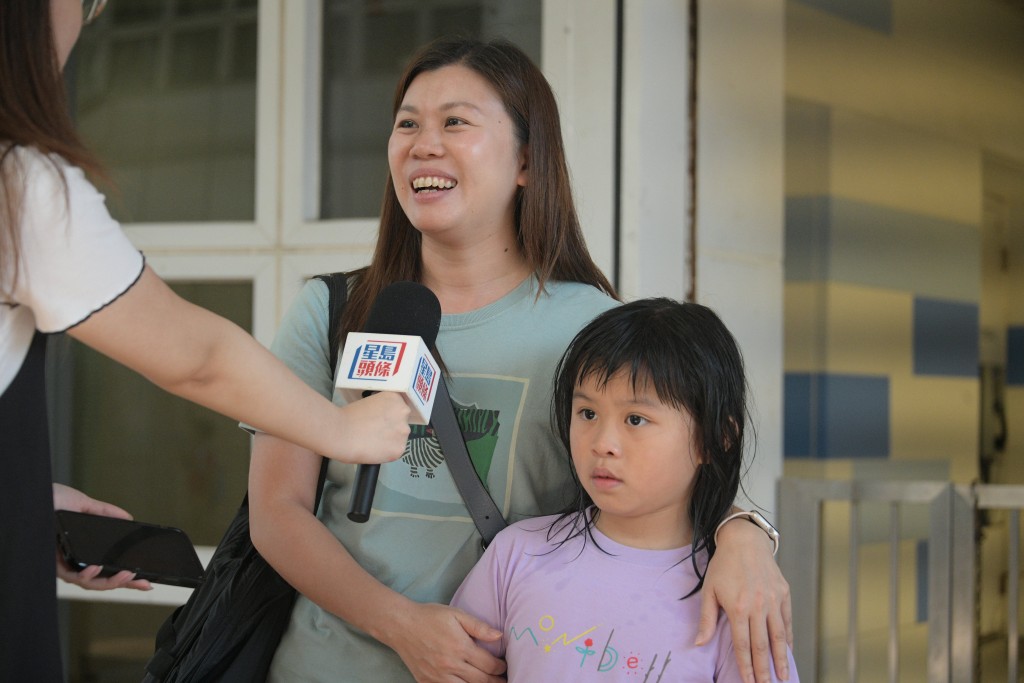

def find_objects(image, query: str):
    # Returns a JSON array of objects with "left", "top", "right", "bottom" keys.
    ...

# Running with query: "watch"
[{"left": 714, "top": 510, "right": 780, "bottom": 556}]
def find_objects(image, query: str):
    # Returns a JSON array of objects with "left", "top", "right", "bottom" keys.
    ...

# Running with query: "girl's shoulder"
[{"left": 490, "top": 513, "right": 586, "bottom": 553}]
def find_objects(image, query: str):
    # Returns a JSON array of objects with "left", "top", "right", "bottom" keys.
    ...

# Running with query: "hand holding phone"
[{"left": 55, "top": 511, "right": 205, "bottom": 588}]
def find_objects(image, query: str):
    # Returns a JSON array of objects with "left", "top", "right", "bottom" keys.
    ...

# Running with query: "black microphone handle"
[
  {"left": 347, "top": 463, "right": 380, "bottom": 523},
  {"left": 344, "top": 281, "right": 441, "bottom": 524},
  {"left": 348, "top": 388, "right": 384, "bottom": 523}
]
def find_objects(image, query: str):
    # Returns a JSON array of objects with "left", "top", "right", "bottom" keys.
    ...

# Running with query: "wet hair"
[
  {"left": 550, "top": 298, "right": 749, "bottom": 597},
  {"left": 0, "top": 0, "right": 104, "bottom": 296},
  {"left": 341, "top": 36, "right": 616, "bottom": 339}
]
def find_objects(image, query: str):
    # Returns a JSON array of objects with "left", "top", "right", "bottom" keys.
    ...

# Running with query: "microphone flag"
[{"left": 335, "top": 332, "right": 439, "bottom": 424}]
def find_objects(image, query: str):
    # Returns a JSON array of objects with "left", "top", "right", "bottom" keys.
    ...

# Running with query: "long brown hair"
[
  {"left": 342, "top": 37, "right": 617, "bottom": 337},
  {"left": 0, "top": 0, "right": 103, "bottom": 296}
]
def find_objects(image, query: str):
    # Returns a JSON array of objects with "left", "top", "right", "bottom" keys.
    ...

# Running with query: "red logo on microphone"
[{"left": 347, "top": 341, "right": 407, "bottom": 381}]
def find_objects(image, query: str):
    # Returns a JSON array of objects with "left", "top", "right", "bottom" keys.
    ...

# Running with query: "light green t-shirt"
[{"left": 267, "top": 276, "right": 617, "bottom": 682}]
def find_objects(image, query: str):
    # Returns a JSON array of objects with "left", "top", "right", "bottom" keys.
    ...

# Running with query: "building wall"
[
  {"left": 784, "top": 99, "right": 982, "bottom": 480},
  {"left": 784, "top": 0, "right": 1024, "bottom": 477},
  {"left": 782, "top": 0, "right": 1024, "bottom": 676}
]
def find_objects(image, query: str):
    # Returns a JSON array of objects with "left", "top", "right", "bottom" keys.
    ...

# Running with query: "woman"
[
  {"left": 0, "top": 1, "right": 409, "bottom": 679},
  {"left": 249, "top": 37, "right": 791, "bottom": 683}
]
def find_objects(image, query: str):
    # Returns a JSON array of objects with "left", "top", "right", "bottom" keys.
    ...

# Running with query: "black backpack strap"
[
  {"left": 314, "top": 272, "right": 348, "bottom": 375},
  {"left": 312, "top": 272, "right": 349, "bottom": 506},
  {"left": 431, "top": 377, "right": 506, "bottom": 546}
]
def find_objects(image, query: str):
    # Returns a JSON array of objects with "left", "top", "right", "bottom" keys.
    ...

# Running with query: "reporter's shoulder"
[
  {"left": 4, "top": 145, "right": 58, "bottom": 186},
  {"left": 6, "top": 145, "right": 80, "bottom": 179}
]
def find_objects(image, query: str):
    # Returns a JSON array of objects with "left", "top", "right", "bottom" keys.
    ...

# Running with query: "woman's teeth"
[{"left": 413, "top": 176, "right": 457, "bottom": 192}]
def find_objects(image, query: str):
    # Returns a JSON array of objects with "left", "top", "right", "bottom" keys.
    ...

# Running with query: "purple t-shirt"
[{"left": 451, "top": 512, "right": 798, "bottom": 682}]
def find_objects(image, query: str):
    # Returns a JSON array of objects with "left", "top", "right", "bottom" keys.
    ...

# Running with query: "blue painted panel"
[
  {"left": 818, "top": 374, "right": 890, "bottom": 458},
  {"left": 913, "top": 298, "right": 979, "bottom": 377},
  {"left": 785, "top": 196, "right": 831, "bottom": 282},
  {"left": 784, "top": 373, "right": 813, "bottom": 457},
  {"left": 793, "top": 0, "right": 893, "bottom": 33},
  {"left": 1009, "top": 327, "right": 1024, "bottom": 386},
  {"left": 829, "top": 198, "right": 980, "bottom": 302},
  {"left": 783, "top": 372, "right": 889, "bottom": 458}
]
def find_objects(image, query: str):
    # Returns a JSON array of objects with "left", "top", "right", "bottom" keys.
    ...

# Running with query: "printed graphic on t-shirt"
[
  {"left": 373, "top": 375, "right": 527, "bottom": 517},
  {"left": 403, "top": 400, "right": 499, "bottom": 481},
  {"left": 508, "top": 615, "right": 677, "bottom": 681}
]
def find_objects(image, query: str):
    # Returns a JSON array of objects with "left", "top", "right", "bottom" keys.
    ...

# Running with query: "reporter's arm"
[
  {"left": 696, "top": 508, "right": 792, "bottom": 683},
  {"left": 248, "top": 433, "right": 505, "bottom": 683},
  {"left": 67, "top": 266, "right": 410, "bottom": 464}
]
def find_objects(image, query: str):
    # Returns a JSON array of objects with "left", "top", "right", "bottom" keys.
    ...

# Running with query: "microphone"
[{"left": 335, "top": 281, "right": 442, "bottom": 523}]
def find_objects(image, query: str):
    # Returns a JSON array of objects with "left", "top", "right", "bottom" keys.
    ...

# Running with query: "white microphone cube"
[{"left": 335, "top": 332, "right": 440, "bottom": 424}]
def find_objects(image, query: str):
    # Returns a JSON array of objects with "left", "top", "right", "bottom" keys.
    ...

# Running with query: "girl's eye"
[
  {"left": 396, "top": 119, "right": 417, "bottom": 129},
  {"left": 445, "top": 116, "right": 465, "bottom": 126},
  {"left": 626, "top": 414, "right": 647, "bottom": 426},
  {"left": 578, "top": 408, "right": 597, "bottom": 421}
]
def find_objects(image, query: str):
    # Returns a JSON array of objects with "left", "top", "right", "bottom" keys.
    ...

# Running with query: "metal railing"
[{"left": 778, "top": 479, "right": 1024, "bottom": 683}]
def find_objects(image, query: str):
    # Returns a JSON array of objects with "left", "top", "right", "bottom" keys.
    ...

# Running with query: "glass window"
[
  {"left": 319, "top": 0, "right": 542, "bottom": 219},
  {"left": 69, "top": 0, "right": 259, "bottom": 223}
]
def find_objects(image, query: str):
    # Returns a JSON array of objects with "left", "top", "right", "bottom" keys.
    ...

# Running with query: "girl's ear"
[{"left": 722, "top": 415, "right": 740, "bottom": 452}]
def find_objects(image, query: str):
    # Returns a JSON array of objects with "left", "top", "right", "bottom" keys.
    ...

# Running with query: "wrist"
[
  {"left": 714, "top": 510, "right": 780, "bottom": 556},
  {"left": 367, "top": 593, "right": 418, "bottom": 646}
]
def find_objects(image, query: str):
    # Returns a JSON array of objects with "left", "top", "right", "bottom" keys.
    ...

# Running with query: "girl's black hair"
[{"left": 549, "top": 298, "right": 749, "bottom": 597}]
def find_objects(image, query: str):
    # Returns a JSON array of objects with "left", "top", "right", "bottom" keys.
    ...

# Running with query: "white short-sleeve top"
[{"left": 0, "top": 147, "right": 144, "bottom": 395}]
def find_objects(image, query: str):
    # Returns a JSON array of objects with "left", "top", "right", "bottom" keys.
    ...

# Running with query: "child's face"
[{"left": 569, "top": 370, "right": 700, "bottom": 549}]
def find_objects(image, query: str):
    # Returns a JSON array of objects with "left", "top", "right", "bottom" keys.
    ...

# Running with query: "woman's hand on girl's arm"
[
  {"left": 696, "top": 515, "right": 792, "bottom": 683},
  {"left": 378, "top": 602, "right": 506, "bottom": 683}
]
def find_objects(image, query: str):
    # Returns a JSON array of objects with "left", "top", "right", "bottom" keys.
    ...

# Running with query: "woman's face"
[
  {"left": 388, "top": 65, "right": 528, "bottom": 243},
  {"left": 51, "top": 0, "right": 84, "bottom": 70}
]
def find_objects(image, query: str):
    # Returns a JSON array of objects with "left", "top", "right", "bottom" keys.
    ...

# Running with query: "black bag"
[{"left": 142, "top": 273, "right": 348, "bottom": 683}]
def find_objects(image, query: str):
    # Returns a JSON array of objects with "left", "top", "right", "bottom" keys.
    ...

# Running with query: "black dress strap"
[{"left": 0, "top": 332, "right": 63, "bottom": 682}]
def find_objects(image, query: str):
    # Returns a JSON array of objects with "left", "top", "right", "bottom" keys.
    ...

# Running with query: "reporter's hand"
[
  {"left": 383, "top": 602, "right": 506, "bottom": 683},
  {"left": 52, "top": 484, "right": 153, "bottom": 592},
  {"left": 329, "top": 393, "right": 412, "bottom": 464},
  {"left": 696, "top": 517, "right": 791, "bottom": 683},
  {"left": 55, "top": 561, "right": 152, "bottom": 592}
]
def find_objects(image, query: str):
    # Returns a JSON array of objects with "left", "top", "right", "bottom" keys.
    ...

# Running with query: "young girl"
[{"left": 451, "top": 298, "right": 799, "bottom": 682}]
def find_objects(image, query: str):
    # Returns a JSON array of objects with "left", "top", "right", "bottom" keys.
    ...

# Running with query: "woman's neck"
[{"left": 420, "top": 235, "right": 531, "bottom": 314}]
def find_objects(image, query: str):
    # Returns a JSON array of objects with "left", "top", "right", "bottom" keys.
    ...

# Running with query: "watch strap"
[{"left": 714, "top": 510, "right": 780, "bottom": 556}]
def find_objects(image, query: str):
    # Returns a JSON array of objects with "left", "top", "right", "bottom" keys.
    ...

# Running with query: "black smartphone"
[{"left": 55, "top": 510, "right": 205, "bottom": 588}]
